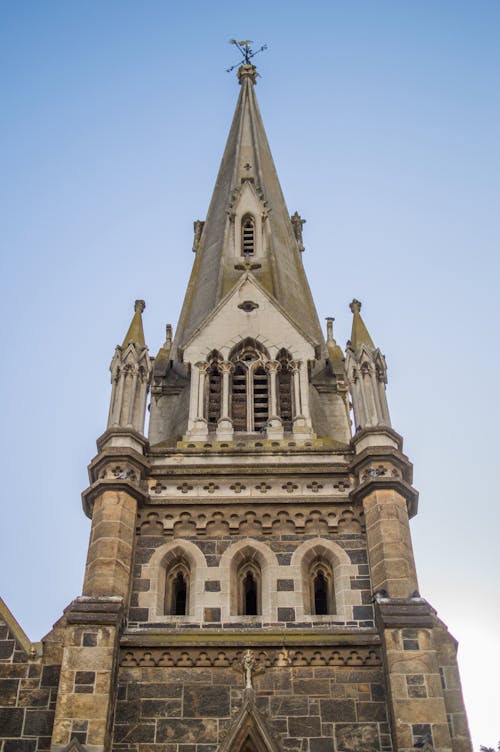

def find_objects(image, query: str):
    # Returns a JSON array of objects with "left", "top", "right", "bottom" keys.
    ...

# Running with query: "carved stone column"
[
  {"left": 217, "top": 361, "right": 234, "bottom": 441},
  {"left": 188, "top": 362, "right": 209, "bottom": 440},
  {"left": 265, "top": 360, "right": 283, "bottom": 439}
]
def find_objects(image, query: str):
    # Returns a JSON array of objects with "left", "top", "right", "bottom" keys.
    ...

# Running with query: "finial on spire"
[
  {"left": 134, "top": 299, "right": 146, "bottom": 313},
  {"left": 227, "top": 39, "right": 268, "bottom": 79},
  {"left": 349, "top": 299, "right": 362, "bottom": 314},
  {"left": 325, "top": 317, "right": 335, "bottom": 343}
]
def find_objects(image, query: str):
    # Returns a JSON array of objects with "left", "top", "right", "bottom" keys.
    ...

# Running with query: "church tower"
[{"left": 0, "top": 64, "right": 472, "bottom": 752}]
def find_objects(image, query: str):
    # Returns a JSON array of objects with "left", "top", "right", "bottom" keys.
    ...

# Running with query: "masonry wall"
[
  {"left": 112, "top": 652, "right": 392, "bottom": 752},
  {"left": 0, "top": 618, "right": 60, "bottom": 752}
]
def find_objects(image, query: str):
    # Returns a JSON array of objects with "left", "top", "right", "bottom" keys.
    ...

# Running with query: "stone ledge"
[
  {"left": 65, "top": 597, "right": 124, "bottom": 627},
  {"left": 120, "top": 627, "right": 380, "bottom": 648},
  {"left": 374, "top": 599, "right": 434, "bottom": 629}
]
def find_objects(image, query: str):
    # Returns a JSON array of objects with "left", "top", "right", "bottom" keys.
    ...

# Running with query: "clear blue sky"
[{"left": 1, "top": 1, "right": 499, "bottom": 747}]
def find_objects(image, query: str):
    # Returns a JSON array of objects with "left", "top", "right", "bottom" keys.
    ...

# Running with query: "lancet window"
[
  {"left": 309, "top": 558, "right": 335, "bottom": 615},
  {"left": 276, "top": 349, "right": 293, "bottom": 432},
  {"left": 164, "top": 560, "right": 190, "bottom": 616},
  {"left": 238, "top": 561, "right": 261, "bottom": 616},
  {"left": 241, "top": 214, "right": 256, "bottom": 255},
  {"left": 206, "top": 352, "right": 222, "bottom": 428},
  {"left": 229, "top": 339, "right": 269, "bottom": 433}
]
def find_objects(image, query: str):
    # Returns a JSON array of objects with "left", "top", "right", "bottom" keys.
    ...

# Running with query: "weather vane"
[{"left": 226, "top": 39, "right": 268, "bottom": 73}]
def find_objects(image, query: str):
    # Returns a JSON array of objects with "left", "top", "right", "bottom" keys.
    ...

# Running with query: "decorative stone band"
[{"left": 119, "top": 645, "right": 382, "bottom": 669}]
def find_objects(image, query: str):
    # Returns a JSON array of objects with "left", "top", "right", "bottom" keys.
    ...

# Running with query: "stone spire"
[
  {"left": 345, "top": 299, "right": 390, "bottom": 430},
  {"left": 107, "top": 300, "right": 152, "bottom": 433},
  {"left": 173, "top": 64, "right": 324, "bottom": 355}
]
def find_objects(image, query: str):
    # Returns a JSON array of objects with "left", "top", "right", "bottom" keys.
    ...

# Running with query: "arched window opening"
[
  {"left": 314, "top": 571, "right": 328, "bottom": 615},
  {"left": 277, "top": 350, "right": 293, "bottom": 431},
  {"left": 207, "top": 361, "right": 222, "bottom": 428},
  {"left": 231, "top": 365, "right": 247, "bottom": 431},
  {"left": 309, "top": 559, "right": 335, "bottom": 616},
  {"left": 165, "top": 561, "right": 190, "bottom": 616},
  {"left": 229, "top": 339, "right": 270, "bottom": 433},
  {"left": 253, "top": 367, "right": 269, "bottom": 430},
  {"left": 238, "top": 562, "right": 261, "bottom": 616},
  {"left": 241, "top": 215, "right": 255, "bottom": 255},
  {"left": 244, "top": 572, "right": 258, "bottom": 615}
]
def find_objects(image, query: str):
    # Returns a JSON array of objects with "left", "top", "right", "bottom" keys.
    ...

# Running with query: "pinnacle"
[
  {"left": 122, "top": 299, "right": 146, "bottom": 348},
  {"left": 349, "top": 298, "right": 375, "bottom": 350}
]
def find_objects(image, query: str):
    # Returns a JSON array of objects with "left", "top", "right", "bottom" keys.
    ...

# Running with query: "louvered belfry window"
[
  {"left": 241, "top": 214, "right": 255, "bottom": 255},
  {"left": 277, "top": 350, "right": 293, "bottom": 431},
  {"left": 207, "top": 362, "right": 222, "bottom": 427},
  {"left": 231, "top": 365, "right": 247, "bottom": 431},
  {"left": 229, "top": 339, "right": 269, "bottom": 433}
]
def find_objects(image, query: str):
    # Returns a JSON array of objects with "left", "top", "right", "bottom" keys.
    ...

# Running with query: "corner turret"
[
  {"left": 107, "top": 300, "right": 152, "bottom": 435},
  {"left": 345, "top": 299, "right": 390, "bottom": 431}
]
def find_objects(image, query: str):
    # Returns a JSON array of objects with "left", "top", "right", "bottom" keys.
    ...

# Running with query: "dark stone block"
[
  {"left": 358, "top": 702, "right": 387, "bottom": 722},
  {"left": 113, "top": 722, "right": 155, "bottom": 743},
  {"left": 204, "top": 608, "right": 221, "bottom": 622},
  {"left": 75, "top": 671, "right": 95, "bottom": 685},
  {"left": 406, "top": 674, "right": 424, "bottom": 685},
  {"left": 41, "top": 665, "right": 60, "bottom": 687},
  {"left": 0, "top": 708, "right": 24, "bottom": 735},
  {"left": 277, "top": 579, "right": 294, "bottom": 591},
  {"left": 288, "top": 716, "right": 321, "bottom": 737},
  {"left": 128, "top": 608, "right": 149, "bottom": 621},
  {"left": 23, "top": 709, "right": 55, "bottom": 736},
  {"left": 75, "top": 685, "right": 93, "bottom": 693},
  {"left": 403, "top": 639, "right": 419, "bottom": 651},
  {"left": 128, "top": 682, "right": 182, "bottom": 699},
  {"left": 346, "top": 549, "right": 368, "bottom": 564},
  {"left": 18, "top": 688, "right": 51, "bottom": 707},
  {"left": 0, "top": 678, "right": 19, "bottom": 705},
  {"left": 205, "top": 556, "right": 218, "bottom": 567},
  {"left": 28, "top": 664, "right": 41, "bottom": 678},
  {"left": 135, "top": 579, "right": 151, "bottom": 592},
  {"left": 408, "top": 686, "right": 427, "bottom": 698},
  {"left": 294, "top": 679, "right": 330, "bottom": 695},
  {"left": 336, "top": 723, "right": 379, "bottom": 752},
  {"left": 353, "top": 606, "right": 373, "bottom": 620},
  {"left": 156, "top": 718, "right": 217, "bottom": 744},
  {"left": 371, "top": 683, "right": 385, "bottom": 702},
  {"left": 351, "top": 579, "right": 371, "bottom": 590},
  {"left": 3, "top": 740, "right": 37, "bottom": 752},
  {"left": 276, "top": 554, "right": 291, "bottom": 565},
  {"left": 183, "top": 686, "right": 230, "bottom": 717},
  {"left": 204, "top": 580, "right": 221, "bottom": 592},
  {"left": 270, "top": 696, "right": 309, "bottom": 716},
  {"left": 141, "top": 699, "right": 182, "bottom": 718},
  {"left": 0, "top": 625, "right": 8, "bottom": 639},
  {"left": 310, "top": 738, "right": 333, "bottom": 752},
  {"left": 412, "top": 723, "right": 432, "bottom": 745},
  {"left": 277, "top": 608, "right": 295, "bottom": 622},
  {"left": 115, "top": 700, "right": 140, "bottom": 723},
  {"left": 82, "top": 632, "right": 97, "bottom": 647},
  {"left": 320, "top": 699, "right": 356, "bottom": 722},
  {"left": 0, "top": 640, "right": 15, "bottom": 659}
]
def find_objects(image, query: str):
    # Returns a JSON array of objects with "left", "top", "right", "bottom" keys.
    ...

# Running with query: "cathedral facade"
[{"left": 0, "top": 64, "right": 471, "bottom": 752}]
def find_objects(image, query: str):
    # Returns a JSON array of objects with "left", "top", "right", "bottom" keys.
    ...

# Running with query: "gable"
[{"left": 182, "top": 275, "right": 316, "bottom": 364}]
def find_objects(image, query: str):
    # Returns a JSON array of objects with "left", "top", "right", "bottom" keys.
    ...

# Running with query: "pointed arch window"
[
  {"left": 241, "top": 214, "right": 256, "bottom": 255},
  {"left": 277, "top": 349, "right": 293, "bottom": 431},
  {"left": 206, "top": 353, "right": 222, "bottom": 428},
  {"left": 229, "top": 339, "right": 269, "bottom": 433},
  {"left": 165, "top": 560, "right": 190, "bottom": 616},
  {"left": 309, "top": 558, "right": 335, "bottom": 616},
  {"left": 238, "top": 562, "right": 261, "bottom": 616}
]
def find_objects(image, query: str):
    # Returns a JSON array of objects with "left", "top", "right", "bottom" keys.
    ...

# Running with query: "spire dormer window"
[{"left": 241, "top": 214, "right": 255, "bottom": 255}]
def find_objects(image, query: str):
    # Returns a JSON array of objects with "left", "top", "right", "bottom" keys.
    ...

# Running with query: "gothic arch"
[
  {"left": 141, "top": 540, "right": 207, "bottom": 620},
  {"left": 291, "top": 537, "right": 359, "bottom": 620},
  {"left": 218, "top": 694, "right": 280, "bottom": 752},
  {"left": 219, "top": 539, "right": 278, "bottom": 621}
]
